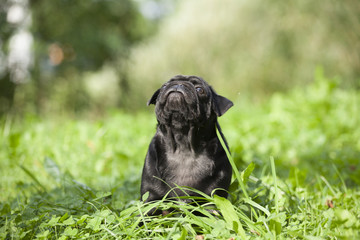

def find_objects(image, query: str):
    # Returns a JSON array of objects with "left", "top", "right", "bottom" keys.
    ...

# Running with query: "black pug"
[{"left": 141, "top": 75, "right": 233, "bottom": 205}]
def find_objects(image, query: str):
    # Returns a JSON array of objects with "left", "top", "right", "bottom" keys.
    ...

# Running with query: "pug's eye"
[{"left": 196, "top": 87, "right": 204, "bottom": 94}]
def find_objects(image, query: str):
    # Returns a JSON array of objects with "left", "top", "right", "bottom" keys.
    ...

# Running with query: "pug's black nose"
[{"left": 174, "top": 84, "right": 184, "bottom": 91}]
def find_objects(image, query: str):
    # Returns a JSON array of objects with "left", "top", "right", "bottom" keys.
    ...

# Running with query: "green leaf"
[
  {"left": 76, "top": 215, "right": 89, "bottom": 225},
  {"left": 334, "top": 209, "right": 357, "bottom": 228},
  {"left": 94, "top": 191, "right": 112, "bottom": 200},
  {"left": 48, "top": 216, "right": 61, "bottom": 226},
  {"left": 63, "top": 226, "right": 78, "bottom": 237},
  {"left": 241, "top": 162, "right": 255, "bottom": 184},
  {"left": 59, "top": 212, "right": 69, "bottom": 223},
  {"left": 213, "top": 195, "right": 247, "bottom": 239},
  {"left": 228, "top": 179, "right": 239, "bottom": 193},
  {"left": 105, "top": 215, "right": 116, "bottom": 224},
  {"left": 177, "top": 226, "right": 187, "bottom": 240},
  {"left": 63, "top": 216, "right": 75, "bottom": 226},
  {"left": 269, "top": 219, "right": 282, "bottom": 236},
  {"left": 322, "top": 209, "right": 334, "bottom": 219},
  {"left": 86, "top": 216, "right": 102, "bottom": 231},
  {"left": 142, "top": 191, "right": 149, "bottom": 202},
  {"left": 98, "top": 209, "right": 111, "bottom": 218},
  {"left": 36, "top": 230, "right": 50, "bottom": 239}
]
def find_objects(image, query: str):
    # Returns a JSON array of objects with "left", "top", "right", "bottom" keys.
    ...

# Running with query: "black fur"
[{"left": 140, "top": 75, "right": 233, "bottom": 203}]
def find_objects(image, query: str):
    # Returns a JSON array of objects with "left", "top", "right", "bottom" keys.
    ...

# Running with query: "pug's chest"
[{"left": 161, "top": 151, "right": 215, "bottom": 187}]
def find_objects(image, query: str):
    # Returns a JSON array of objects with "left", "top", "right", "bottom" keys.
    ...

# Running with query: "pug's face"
[{"left": 148, "top": 75, "right": 233, "bottom": 128}]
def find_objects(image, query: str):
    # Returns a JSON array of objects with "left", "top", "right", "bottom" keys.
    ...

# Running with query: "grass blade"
[
  {"left": 270, "top": 156, "right": 282, "bottom": 236},
  {"left": 19, "top": 165, "right": 46, "bottom": 192},
  {"left": 270, "top": 156, "right": 279, "bottom": 214},
  {"left": 216, "top": 125, "right": 249, "bottom": 199}
]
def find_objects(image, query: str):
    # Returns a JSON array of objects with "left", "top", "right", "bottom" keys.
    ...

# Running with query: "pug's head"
[{"left": 148, "top": 75, "right": 233, "bottom": 128}]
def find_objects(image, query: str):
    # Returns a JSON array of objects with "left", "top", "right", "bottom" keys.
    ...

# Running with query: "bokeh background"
[
  {"left": 1, "top": 0, "right": 359, "bottom": 116},
  {"left": 1, "top": 2, "right": 360, "bottom": 238}
]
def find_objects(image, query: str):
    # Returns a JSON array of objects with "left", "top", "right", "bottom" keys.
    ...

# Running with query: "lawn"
[{"left": 1, "top": 73, "right": 359, "bottom": 239}]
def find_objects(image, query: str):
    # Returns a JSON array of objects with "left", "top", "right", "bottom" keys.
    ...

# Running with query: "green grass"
[{"left": 1, "top": 73, "right": 360, "bottom": 239}]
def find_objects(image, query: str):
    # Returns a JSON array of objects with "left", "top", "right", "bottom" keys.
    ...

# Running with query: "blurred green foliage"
[
  {"left": 1, "top": 0, "right": 360, "bottom": 115},
  {"left": 0, "top": 73, "right": 359, "bottom": 238},
  {"left": 223, "top": 68, "right": 360, "bottom": 185},
  {"left": 1, "top": 0, "right": 155, "bottom": 115},
  {"left": 30, "top": 0, "right": 150, "bottom": 71},
  {"left": 2, "top": 71, "right": 358, "bottom": 201},
  {"left": 127, "top": 0, "right": 360, "bottom": 108}
]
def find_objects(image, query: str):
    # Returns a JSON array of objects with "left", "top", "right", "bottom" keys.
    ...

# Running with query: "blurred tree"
[
  {"left": 0, "top": 0, "right": 19, "bottom": 114},
  {"left": 29, "top": 0, "right": 153, "bottom": 114},
  {"left": 31, "top": 0, "right": 149, "bottom": 71},
  {"left": 0, "top": 0, "right": 154, "bottom": 115}
]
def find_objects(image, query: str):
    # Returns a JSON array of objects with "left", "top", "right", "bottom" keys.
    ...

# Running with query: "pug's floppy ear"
[
  {"left": 147, "top": 89, "right": 161, "bottom": 106},
  {"left": 211, "top": 87, "right": 233, "bottom": 116}
]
